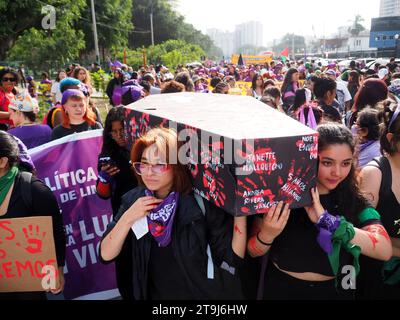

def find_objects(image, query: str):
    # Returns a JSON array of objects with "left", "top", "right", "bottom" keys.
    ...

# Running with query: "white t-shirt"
[
  {"left": 335, "top": 80, "right": 352, "bottom": 112},
  {"left": 51, "top": 81, "right": 62, "bottom": 103}
]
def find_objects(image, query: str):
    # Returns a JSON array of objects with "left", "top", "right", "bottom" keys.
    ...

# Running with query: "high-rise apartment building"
[
  {"left": 380, "top": 0, "right": 400, "bottom": 17},
  {"left": 234, "top": 21, "right": 263, "bottom": 50}
]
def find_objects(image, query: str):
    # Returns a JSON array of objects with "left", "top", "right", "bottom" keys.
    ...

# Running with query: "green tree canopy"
[
  {"left": 130, "top": 0, "right": 220, "bottom": 59},
  {"left": 113, "top": 39, "right": 205, "bottom": 70},
  {"left": 7, "top": 1, "right": 86, "bottom": 72}
]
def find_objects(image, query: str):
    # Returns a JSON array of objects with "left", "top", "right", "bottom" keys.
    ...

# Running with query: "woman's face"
[
  {"left": 256, "top": 76, "right": 263, "bottom": 87},
  {"left": 317, "top": 144, "right": 353, "bottom": 194},
  {"left": 291, "top": 72, "right": 299, "bottom": 82},
  {"left": 78, "top": 70, "right": 86, "bottom": 81},
  {"left": 140, "top": 144, "right": 174, "bottom": 196},
  {"left": 59, "top": 71, "right": 67, "bottom": 81},
  {"left": 110, "top": 120, "right": 126, "bottom": 147},
  {"left": 1, "top": 73, "right": 17, "bottom": 91},
  {"left": 64, "top": 97, "right": 86, "bottom": 123},
  {"left": 114, "top": 72, "right": 120, "bottom": 79}
]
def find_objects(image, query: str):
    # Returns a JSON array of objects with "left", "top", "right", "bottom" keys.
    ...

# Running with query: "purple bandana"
[
  {"left": 145, "top": 189, "right": 179, "bottom": 247},
  {"left": 316, "top": 211, "right": 341, "bottom": 254}
]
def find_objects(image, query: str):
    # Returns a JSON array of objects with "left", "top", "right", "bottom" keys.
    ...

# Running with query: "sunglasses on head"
[{"left": 2, "top": 77, "right": 16, "bottom": 82}]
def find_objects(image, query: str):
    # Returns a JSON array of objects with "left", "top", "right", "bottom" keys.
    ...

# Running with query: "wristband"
[
  {"left": 98, "top": 170, "right": 112, "bottom": 184},
  {"left": 256, "top": 232, "right": 274, "bottom": 246}
]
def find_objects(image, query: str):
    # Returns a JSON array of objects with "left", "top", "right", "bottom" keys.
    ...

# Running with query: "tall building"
[
  {"left": 207, "top": 21, "right": 264, "bottom": 57},
  {"left": 206, "top": 28, "right": 235, "bottom": 57},
  {"left": 380, "top": 0, "right": 400, "bottom": 17},
  {"left": 234, "top": 21, "right": 263, "bottom": 50}
]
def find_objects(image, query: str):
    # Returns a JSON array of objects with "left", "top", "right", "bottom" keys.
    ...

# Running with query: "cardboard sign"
[
  {"left": 0, "top": 216, "right": 58, "bottom": 292},
  {"left": 227, "top": 82, "right": 252, "bottom": 96},
  {"left": 124, "top": 93, "right": 318, "bottom": 216}
]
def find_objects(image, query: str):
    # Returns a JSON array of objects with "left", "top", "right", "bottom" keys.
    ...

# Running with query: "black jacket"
[{"left": 100, "top": 186, "right": 244, "bottom": 300}]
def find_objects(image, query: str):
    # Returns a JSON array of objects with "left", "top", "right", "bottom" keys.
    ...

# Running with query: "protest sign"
[
  {"left": 0, "top": 216, "right": 57, "bottom": 292},
  {"left": 29, "top": 130, "right": 119, "bottom": 300}
]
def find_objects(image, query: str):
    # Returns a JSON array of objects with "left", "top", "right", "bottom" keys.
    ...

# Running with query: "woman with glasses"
[
  {"left": 96, "top": 107, "right": 137, "bottom": 300},
  {"left": 100, "top": 127, "right": 247, "bottom": 300},
  {"left": 0, "top": 68, "right": 19, "bottom": 131},
  {"left": 51, "top": 89, "right": 102, "bottom": 140}
]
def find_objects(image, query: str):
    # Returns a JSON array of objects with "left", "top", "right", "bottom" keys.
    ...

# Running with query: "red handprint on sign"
[{"left": 20, "top": 224, "right": 46, "bottom": 254}]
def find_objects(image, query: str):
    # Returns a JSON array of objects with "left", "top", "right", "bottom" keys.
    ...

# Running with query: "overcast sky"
[{"left": 176, "top": 0, "right": 380, "bottom": 45}]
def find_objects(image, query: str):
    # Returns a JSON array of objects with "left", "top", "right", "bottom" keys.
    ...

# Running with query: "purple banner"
[{"left": 29, "top": 130, "right": 119, "bottom": 300}]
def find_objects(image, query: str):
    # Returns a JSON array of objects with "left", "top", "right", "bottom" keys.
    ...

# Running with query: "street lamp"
[{"left": 150, "top": 0, "right": 155, "bottom": 46}]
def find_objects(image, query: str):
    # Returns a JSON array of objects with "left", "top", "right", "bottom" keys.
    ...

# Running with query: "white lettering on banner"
[
  {"left": 72, "top": 242, "right": 101, "bottom": 268},
  {"left": 80, "top": 221, "right": 95, "bottom": 241},
  {"left": 43, "top": 167, "right": 97, "bottom": 191}
]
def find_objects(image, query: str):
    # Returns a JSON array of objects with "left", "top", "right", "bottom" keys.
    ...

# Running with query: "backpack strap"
[
  {"left": 194, "top": 193, "right": 214, "bottom": 280},
  {"left": 20, "top": 171, "right": 33, "bottom": 209}
]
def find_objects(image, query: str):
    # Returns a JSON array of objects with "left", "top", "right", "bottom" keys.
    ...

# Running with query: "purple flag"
[{"left": 29, "top": 130, "right": 119, "bottom": 300}]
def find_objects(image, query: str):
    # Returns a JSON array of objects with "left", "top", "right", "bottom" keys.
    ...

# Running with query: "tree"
[
  {"left": 7, "top": 3, "right": 86, "bottom": 72},
  {"left": 113, "top": 39, "right": 205, "bottom": 70},
  {"left": 348, "top": 15, "right": 366, "bottom": 36},
  {"left": 129, "top": 0, "right": 218, "bottom": 58},
  {"left": 78, "top": 0, "right": 133, "bottom": 59},
  {"left": 0, "top": 0, "right": 86, "bottom": 60}
]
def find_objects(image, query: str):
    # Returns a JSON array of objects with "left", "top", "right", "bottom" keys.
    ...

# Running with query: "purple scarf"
[
  {"left": 145, "top": 189, "right": 179, "bottom": 247},
  {"left": 299, "top": 104, "right": 318, "bottom": 130}
]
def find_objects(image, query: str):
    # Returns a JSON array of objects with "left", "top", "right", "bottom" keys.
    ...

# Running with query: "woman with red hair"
[
  {"left": 346, "top": 78, "right": 388, "bottom": 128},
  {"left": 51, "top": 89, "right": 102, "bottom": 140}
]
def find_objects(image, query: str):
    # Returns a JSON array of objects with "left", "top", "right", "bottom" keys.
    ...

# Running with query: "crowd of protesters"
[{"left": 0, "top": 55, "right": 399, "bottom": 300}]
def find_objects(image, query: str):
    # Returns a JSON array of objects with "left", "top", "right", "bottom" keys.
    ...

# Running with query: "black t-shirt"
[
  {"left": 319, "top": 102, "right": 342, "bottom": 123},
  {"left": 51, "top": 121, "right": 103, "bottom": 140},
  {"left": 0, "top": 173, "right": 66, "bottom": 300},
  {"left": 147, "top": 238, "right": 192, "bottom": 300},
  {"left": 270, "top": 194, "right": 373, "bottom": 277},
  {"left": 388, "top": 62, "right": 398, "bottom": 73}
]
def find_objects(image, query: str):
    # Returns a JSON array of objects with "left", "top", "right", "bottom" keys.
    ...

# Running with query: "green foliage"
[
  {"left": 0, "top": 0, "right": 86, "bottom": 60},
  {"left": 79, "top": 0, "right": 133, "bottom": 54},
  {"left": 113, "top": 39, "right": 205, "bottom": 70},
  {"left": 8, "top": 20, "right": 85, "bottom": 73},
  {"left": 2, "top": 0, "right": 218, "bottom": 69},
  {"left": 90, "top": 69, "right": 110, "bottom": 94},
  {"left": 130, "top": 0, "right": 219, "bottom": 59}
]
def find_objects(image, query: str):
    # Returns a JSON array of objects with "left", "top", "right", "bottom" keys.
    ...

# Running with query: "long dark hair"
[
  {"left": 100, "top": 107, "right": 126, "bottom": 157},
  {"left": 291, "top": 88, "right": 307, "bottom": 112},
  {"left": 313, "top": 77, "right": 336, "bottom": 101},
  {"left": 251, "top": 74, "right": 263, "bottom": 91},
  {"left": 379, "top": 100, "right": 400, "bottom": 155},
  {"left": 281, "top": 68, "right": 298, "bottom": 94},
  {"left": 317, "top": 123, "right": 369, "bottom": 223},
  {"left": 0, "top": 131, "right": 19, "bottom": 168}
]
